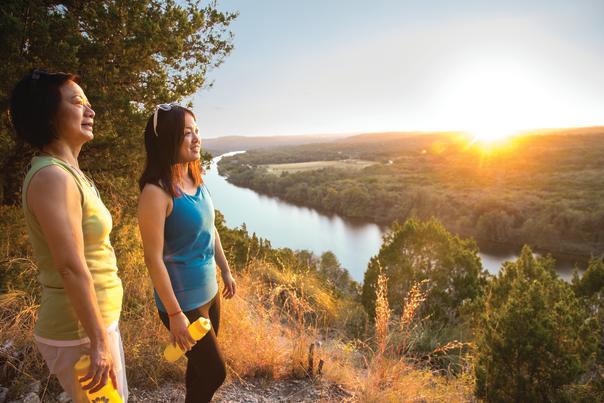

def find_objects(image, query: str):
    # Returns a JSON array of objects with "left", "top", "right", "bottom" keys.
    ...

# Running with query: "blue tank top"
[{"left": 154, "top": 184, "right": 218, "bottom": 312}]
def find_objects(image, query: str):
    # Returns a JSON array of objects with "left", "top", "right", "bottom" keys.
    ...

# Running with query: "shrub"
[{"left": 475, "top": 246, "right": 599, "bottom": 402}]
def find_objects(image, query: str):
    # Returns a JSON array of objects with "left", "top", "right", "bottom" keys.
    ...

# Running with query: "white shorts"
[{"left": 35, "top": 326, "right": 128, "bottom": 403}]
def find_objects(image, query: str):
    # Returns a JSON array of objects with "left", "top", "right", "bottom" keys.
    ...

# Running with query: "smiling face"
[
  {"left": 54, "top": 80, "right": 95, "bottom": 145},
  {"left": 177, "top": 111, "right": 201, "bottom": 163}
]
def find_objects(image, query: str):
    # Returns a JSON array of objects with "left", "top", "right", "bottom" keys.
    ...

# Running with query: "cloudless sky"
[{"left": 190, "top": 0, "right": 604, "bottom": 138}]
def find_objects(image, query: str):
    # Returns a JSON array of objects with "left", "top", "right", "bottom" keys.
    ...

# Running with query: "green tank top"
[{"left": 22, "top": 156, "right": 123, "bottom": 341}]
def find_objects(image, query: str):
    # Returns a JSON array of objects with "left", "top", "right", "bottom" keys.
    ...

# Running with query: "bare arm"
[
  {"left": 137, "top": 184, "right": 194, "bottom": 350},
  {"left": 27, "top": 166, "right": 115, "bottom": 393},
  {"left": 214, "top": 227, "right": 236, "bottom": 299}
]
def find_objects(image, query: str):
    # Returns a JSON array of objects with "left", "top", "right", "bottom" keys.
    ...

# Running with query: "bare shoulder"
[
  {"left": 138, "top": 183, "right": 171, "bottom": 211},
  {"left": 140, "top": 183, "right": 170, "bottom": 200}
]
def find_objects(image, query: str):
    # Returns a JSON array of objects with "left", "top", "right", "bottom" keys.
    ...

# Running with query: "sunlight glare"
[{"left": 436, "top": 59, "right": 550, "bottom": 145}]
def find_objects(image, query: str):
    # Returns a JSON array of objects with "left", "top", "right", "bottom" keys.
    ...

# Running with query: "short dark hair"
[
  {"left": 9, "top": 69, "right": 79, "bottom": 149},
  {"left": 139, "top": 105, "right": 202, "bottom": 197}
]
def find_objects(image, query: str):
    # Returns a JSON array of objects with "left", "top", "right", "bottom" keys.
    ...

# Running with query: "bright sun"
[
  {"left": 468, "top": 126, "right": 518, "bottom": 145},
  {"left": 437, "top": 59, "right": 549, "bottom": 146}
]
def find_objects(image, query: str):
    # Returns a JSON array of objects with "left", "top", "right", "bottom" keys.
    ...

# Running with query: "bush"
[
  {"left": 475, "top": 246, "right": 599, "bottom": 402},
  {"left": 362, "top": 218, "right": 488, "bottom": 325}
]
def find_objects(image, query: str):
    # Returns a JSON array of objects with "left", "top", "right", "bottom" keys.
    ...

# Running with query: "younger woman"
[{"left": 137, "top": 103, "right": 236, "bottom": 402}]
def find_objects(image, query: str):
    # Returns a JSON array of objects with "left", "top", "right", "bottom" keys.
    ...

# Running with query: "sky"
[{"left": 190, "top": 0, "right": 604, "bottom": 138}]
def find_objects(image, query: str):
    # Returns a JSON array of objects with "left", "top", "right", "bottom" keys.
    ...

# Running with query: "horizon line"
[{"left": 203, "top": 125, "right": 604, "bottom": 140}]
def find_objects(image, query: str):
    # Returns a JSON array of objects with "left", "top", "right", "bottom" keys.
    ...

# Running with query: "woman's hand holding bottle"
[
  {"left": 80, "top": 336, "right": 117, "bottom": 394},
  {"left": 169, "top": 312, "right": 195, "bottom": 352}
]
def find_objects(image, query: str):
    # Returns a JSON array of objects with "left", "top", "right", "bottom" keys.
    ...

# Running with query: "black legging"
[{"left": 159, "top": 293, "right": 226, "bottom": 403}]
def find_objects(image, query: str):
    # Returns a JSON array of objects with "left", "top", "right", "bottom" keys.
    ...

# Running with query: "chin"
[{"left": 181, "top": 155, "right": 200, "bottom": 163}]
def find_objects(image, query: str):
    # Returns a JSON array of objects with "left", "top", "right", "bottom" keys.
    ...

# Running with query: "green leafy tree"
[
  {"left": 361, "top": 217, "right": 488, "bottom": 323},
  {"left": 0, "top": 0, "right": 236, "bottom": 204},
  {"left": 475, "top": 246, "right": 599, "bottom": 402}
]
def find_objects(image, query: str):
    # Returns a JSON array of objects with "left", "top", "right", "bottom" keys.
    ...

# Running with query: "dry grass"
[
  {"left": 397, "top": 279, "right": 429, "bottom": 355},
  {"left": 220, "top": 269, "right": 292, "bottom": 379},
  {"left": 314, "top": 271, "right": 473, "bottom": 402},
  {"left": 374, "top": 271, "right": 391, "bottom": 355}
]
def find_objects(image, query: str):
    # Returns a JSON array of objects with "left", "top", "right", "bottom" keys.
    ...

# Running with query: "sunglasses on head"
[
  {"left": 152, "top": 103, "right": 193, "bottom": 137},
  {"left": 31, "top": 69, "right": 49, "bottom": 80}
]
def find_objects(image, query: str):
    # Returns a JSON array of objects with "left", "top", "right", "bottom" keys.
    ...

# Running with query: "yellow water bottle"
[
  {"left": 74, "top": 355, "right": 122, "bottom": 403},
  {"left": 164, "top": 317, "right": 212, "bottom": 362}
]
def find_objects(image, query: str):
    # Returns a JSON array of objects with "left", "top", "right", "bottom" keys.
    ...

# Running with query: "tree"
[
  {"left": 361, "top": 217, "right": 487, "bottom": 323},
  {"left": 0, "top": 0, "right": 236, "bottom": 204},
  {"left": 475, "top": 246, "right": 599, "bottom": 402},
  {"left": 476, "top": 210, "right": 514, "bottom": 242},
  {"left": 572, "top": 257, "right": 604, "bottom": 387},
  {"left": 572, "top": 258, "right": 604, "bottom": 299},
  {"left": 319, "top": 251, "right": 359, "bottom": 298}
]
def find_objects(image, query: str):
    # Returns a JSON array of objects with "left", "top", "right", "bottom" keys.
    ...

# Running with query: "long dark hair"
[{"left": 139, "top": 105, "right": 202, "bottom": 197}]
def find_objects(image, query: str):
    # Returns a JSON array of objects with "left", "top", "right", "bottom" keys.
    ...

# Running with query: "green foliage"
[
  {"left": 361, "top": 218, "right": 488, "bottom": 326},
  {"left": 573, "top": 258, "right": 604, "bottom": 299},
  {"left": 319, "top": 251, "right": 360, "bottom": 299},
  {"left": 475, "top": 246, "right": 600, "bottom": 402},
  {"left": 0, "top": 0, "right": 236, "bottom": 204},
  {"left": 572, "top": 258, "right": 604, "bottom": 380}
]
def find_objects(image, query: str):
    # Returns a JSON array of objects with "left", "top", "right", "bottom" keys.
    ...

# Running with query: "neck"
[
  {"left": 41, "top": 141, "right": 81, "bottom": 168},
  {"left": 181, "top": 164, "right": 192, "bottom": 184},
  {"left": 173, "top": 163, "right": 194, "bottom": 187}
]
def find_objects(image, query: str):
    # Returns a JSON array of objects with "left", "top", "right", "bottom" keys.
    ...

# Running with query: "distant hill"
[
  {"left": 516, "top": 126, "right": 604, "bottom": 137},
  {"left": 338, "top": 131, "right": 460, "bottom": 143},
  {"left": 203, "top": 133, "right": 349, "bottom": 155},
  {"left": 338, "top": 127, "right": 604, "bottom": 143},
  {"left": 204, "top": 127, "right": 604, "bottom": 155}
]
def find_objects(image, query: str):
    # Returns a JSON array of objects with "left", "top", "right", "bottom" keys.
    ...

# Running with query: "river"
[{"left": 205, "top": 152, "right": 579, "bottom": 283}]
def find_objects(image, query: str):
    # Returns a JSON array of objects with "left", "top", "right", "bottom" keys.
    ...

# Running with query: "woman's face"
[
  {"left": 177, "top": 112, "right": 201, "bottom": 163},
  {"left": 54, "top": 80, "right": 95, "bottom": 145}
]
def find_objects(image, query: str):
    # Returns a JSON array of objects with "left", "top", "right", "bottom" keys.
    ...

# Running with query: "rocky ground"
[
  {"left": 1, "top": 378, "right": 354, "bottom": 402},
  {"left": 132, "top": 378, "right": 353, "bottom": 402}
]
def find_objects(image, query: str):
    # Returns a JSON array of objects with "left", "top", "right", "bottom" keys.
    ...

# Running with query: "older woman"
[{"left": 10, "top": 70, "right": 127, "bottom": 402}]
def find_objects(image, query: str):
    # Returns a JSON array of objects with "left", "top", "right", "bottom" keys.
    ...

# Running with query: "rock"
[
  {"left": 0, "top": 340, "right": 14, "bottom": 354},
  {"left": 26, "top": 382, "right": 40, "bottom": 395},
  {"left": 57, "top": 391, "right": 71, "bottom": 403},
  {"left": 22, "top": 393, "right": 40, "bottom": 403},
  {"left": 0, "top": 387, "right": 9, "bottom": 403}
]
